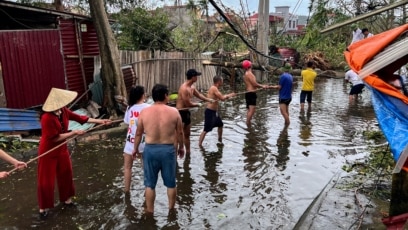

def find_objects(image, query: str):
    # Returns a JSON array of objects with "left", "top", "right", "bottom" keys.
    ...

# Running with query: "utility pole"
[{"left": 255, "top": 0, "right": 269, "bottom": 81}]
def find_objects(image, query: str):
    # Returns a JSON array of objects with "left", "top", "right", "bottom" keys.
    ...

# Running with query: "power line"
[
  {"left": 0, "top": 8, "right": 34, "bottom": 29},
  {"left": 208, "top": 0, "right": 285, "bottom": 65}
]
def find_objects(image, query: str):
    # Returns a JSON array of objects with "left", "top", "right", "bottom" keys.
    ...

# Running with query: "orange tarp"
[{"left": 344, "top": 24, "right": 408, "bottom": 104}]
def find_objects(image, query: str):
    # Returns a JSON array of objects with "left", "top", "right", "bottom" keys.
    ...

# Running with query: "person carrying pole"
[
  {"left": 198, "top": 76, "right": 236, "bottom": 147},
  {"left": 37, "top": 88, "right": 111, "bottom": 220},
  {"left": 0, "top": 149, "right": 26, "bottom": 179},
  {"left": 242, "top": 60, "right": 269, "bottom": 127}
]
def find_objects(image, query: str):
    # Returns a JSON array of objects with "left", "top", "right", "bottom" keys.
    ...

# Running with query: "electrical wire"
[
  {"left": 0, "top": 8, "right": 34, "bottom": 29},
  {"left": 208, "top": 0, "right": 286, "bottom": 64},
  {"left": 278, "top": 0, "right": 303, "bottom": 36},
  {"left": 124, "top": 18, "right": 177, "bottom": 50}
]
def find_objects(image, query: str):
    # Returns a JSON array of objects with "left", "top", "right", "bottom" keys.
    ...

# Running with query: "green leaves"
[{"left": 114, "top": 7, "right": 172, "bottom": 51}]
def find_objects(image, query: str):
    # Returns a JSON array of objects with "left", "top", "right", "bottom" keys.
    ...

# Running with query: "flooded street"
[{"left": 0, "top": 77, "right": 379, "bottom": 229}]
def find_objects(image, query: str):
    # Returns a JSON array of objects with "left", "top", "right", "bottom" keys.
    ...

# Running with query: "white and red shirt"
[{"left": 123, "top": 103, "right": 150, "bottom": 154}]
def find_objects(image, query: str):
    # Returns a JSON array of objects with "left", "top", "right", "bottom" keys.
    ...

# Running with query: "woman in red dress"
[{"left": 38, "top": 88, "right": 111, "bottom": 220}]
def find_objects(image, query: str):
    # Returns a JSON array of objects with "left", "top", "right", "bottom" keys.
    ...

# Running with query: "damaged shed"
[{"left": 0, "top": 1, "right": 133, "bottom": 110}]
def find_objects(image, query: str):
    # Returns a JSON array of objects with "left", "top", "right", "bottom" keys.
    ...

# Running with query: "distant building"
[
  {"left": 271, "top": 6, "right": 306, "bottom": 36},
  {"left": 247, "top": 13, "right": 284, "bottom": 34},
  {"left": 247, "top": 6, "right": 307, "bottom": 36}
]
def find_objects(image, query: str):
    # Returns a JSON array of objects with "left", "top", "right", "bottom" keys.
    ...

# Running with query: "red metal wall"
[
  {"left": 59, "top": 19, "right": 99, "bottom": 101},
  {"left": 0, "top": 30, "right": 65, "bottom": 109}
]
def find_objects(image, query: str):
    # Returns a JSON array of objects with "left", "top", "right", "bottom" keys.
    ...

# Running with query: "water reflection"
[
  {"left": 123, "top": 193, "right": 138, "bottom": 224},
  {"left": 276, "top": 125, "right": 290, "bottom": 171},
  {"left": 201, "top": 144, "right": 226, "bottom": 203},
  {"left": 176, "top": 155, "right": 194, "bottom": 224},
  {"left": 133, "top": 213, "right": 158, "bottom": 230},
  {"left": 299, "top": 109, "right": 312, "bottom": 146},
  {"left": 242, "top": 126, "right": 270, "bottom": 172}
]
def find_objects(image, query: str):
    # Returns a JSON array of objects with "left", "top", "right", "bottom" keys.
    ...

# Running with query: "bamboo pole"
[
  {"left": 202, "top": 60, "right": 280, "bottom": 72},
  {"left": 7, "top": 119, "right": 123, "bottom": 174}
]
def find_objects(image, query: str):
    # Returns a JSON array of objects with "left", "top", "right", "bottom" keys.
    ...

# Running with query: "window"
[{"left": 80, "top": 24, "right": 87, "bottom": 32}]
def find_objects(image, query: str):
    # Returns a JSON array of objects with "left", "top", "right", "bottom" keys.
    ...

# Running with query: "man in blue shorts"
[
  {"left": 133, "top": 84, "right": 184, "bottom": 213},
  {"left": 198, "top": 76, "right": 236, "bottom": 147}
]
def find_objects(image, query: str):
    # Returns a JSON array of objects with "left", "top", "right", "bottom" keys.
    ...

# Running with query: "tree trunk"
[{"left": 88, "top": 0, "right": 127, "bottom": 118}]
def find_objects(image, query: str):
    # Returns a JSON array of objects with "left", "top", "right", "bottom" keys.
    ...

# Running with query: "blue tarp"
[{"left": 369, "top": 85, "right": 408, "bottom": 171}]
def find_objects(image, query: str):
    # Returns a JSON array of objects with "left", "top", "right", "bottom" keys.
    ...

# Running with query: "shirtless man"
[
  {"left": 176, "top": 69, "right": 214, "bottom": 154},
  {"left": 242, "top": 60, "right": 269, "bottom": 127},
  {"left": 198, "top": 76, "right": 236, "bottom": 147},
  {"left": 133, "top": 84, "right": 184, "bottom": 214}
]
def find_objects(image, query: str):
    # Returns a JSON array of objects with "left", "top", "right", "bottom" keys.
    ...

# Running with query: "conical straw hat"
[{"left": 42, "top": 88, "right": 78, "bottom": 112}]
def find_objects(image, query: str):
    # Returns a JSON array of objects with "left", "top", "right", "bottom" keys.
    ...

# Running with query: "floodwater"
[{"left": 0, "top": 77, "right": 379, "bottom": 229}]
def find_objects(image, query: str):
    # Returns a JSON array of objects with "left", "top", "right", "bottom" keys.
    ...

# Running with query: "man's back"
[
  {"left": 301, "top": 68, "right": 317, "bottom": 91},
  {"left": 279, "top": 73, "right": 293, "bottom": 100},
  {"left": 141, "top": 104, "right": 180, "bottom": 144},
  {"left": 345, "top": 70, "right": 363, "bottom": 85},
  {"left": 206, "top": 85, "right": 220, "bottom": 110}
]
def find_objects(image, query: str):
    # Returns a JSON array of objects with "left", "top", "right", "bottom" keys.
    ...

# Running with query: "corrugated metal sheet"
[
  {"left": 122, "top": 65, "right": 135, "bottom": 94},
  {"left": 60, "top": 19, "right": 99, "bottom": 101},
  {"left": 0, "top": 108, "right": 40, "bottom": 131},
  {"left": 80, "top": 21, "right": 100, "bottom": 56},
  {"left": 0, "top": 30, "right": 65, "bottom": 109},
  {"left": 68, "top": 108, "right": 95, "bottom": 131}
]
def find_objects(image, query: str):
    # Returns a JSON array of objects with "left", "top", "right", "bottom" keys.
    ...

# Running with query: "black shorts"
[
  {"left": 203, "top": 108, "right": 223, "bottom": 132},
  {"left": 279, "top": 98, "right": 292, "bottom": 105},
  {"left": 300, "top": 90, "right": 313, "bottom": 103},
  {"left": 179, "top": 110, "right": 191, "bottom": 126},
  {"left": 245, "top": 92, "right": 257, "bottom": 108},
  {"left": 350, "top": 84, "right": 365, "bottom": 95}
]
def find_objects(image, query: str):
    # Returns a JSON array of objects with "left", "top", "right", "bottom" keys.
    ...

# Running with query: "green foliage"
[
  {"left": 340, "top": 144, "right": 393, "bottom": 201},
  {"left": 170, "top": 19, "right": 207, "bottom": 52},
  {"left": 112, "top": 8, "right": 172, "bottom": 51},
  {"left": 170, "top": 14, "right": 247, "bottom": 53},
  {"left": 363, "top": 130, "right": 386, "bottom": 143},
  {"left": 342, "top": 129, "right": 393, "bottom": 176},
  {"left": 212, "top": 28, "right": 247, "bottom": 52},
  {"left": 0, "top": 136, "right": 38, "bottom": 153},
  {"left": 296, "top": 1, "right": 350, "bottom": 68},
  {"left": 341, "top": 144, "right": 394, "bottom": 176},
  {"left": 367, "top": 145, "right": 394, "bottom": 172}
]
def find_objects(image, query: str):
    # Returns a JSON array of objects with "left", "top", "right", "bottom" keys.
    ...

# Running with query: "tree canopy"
[{"left": 113, "top": 8, "right": 173, "bottom": 51}]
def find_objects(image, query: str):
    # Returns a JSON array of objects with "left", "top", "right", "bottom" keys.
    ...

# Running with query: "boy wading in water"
[{"left": 198, "top": 76, "right": 236, "bottom": 147}]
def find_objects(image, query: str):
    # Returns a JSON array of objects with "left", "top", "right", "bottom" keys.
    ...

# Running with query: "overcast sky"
[{"left": 213, "top": 0, "right": 311, "bottom": 16}]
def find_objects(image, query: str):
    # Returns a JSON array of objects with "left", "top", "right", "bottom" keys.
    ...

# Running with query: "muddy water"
[{"left": 0, "top": 77, "right": 378, "bottom": 229}]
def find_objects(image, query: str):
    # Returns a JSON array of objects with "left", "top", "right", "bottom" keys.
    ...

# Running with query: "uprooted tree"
[{"left": 88, "top": 0, "right": 127, "bottom": 117}]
